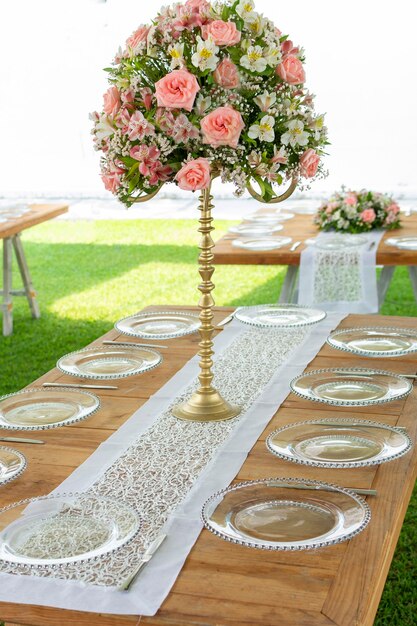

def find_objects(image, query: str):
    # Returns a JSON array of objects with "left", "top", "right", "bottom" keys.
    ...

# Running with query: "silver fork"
[{"left": 119, "top": 534, "right": 167, "bottom": 591}]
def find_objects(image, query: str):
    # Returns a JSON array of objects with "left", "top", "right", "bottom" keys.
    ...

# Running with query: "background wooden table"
[{"left": 0, "top": 305, "right": 416, "bottom": 626}]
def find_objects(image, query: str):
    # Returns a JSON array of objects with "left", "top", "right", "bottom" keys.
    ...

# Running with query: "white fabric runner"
[
  {"left": 0, "top": 311, "right": 346, "bottom": 616},
  {"left": 298, "top": 231, "right": 385, "bottom": 313}
]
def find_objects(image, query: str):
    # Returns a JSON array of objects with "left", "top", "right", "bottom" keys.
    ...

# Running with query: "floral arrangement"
[
  {"left": 91, "top": 0, "right": 328, "bottom": 205},
  {"left": 315, "top": 189, "right": 401, "bottom": 233}
]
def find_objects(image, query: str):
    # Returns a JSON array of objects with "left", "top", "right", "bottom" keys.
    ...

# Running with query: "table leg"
[
  {"left": 12, "top": 234, "right": 40, "bottom": 319},
  {"left": 377, "top": 266, "right": 395, "bottom": 308},
  {"left": 2, "top": 238, "right": 13, "bottom": 336},
  {"left": 408, "top": 266, "right": 417, "bottom": 303},
  {"left": 279, "top": 266, "right": 299, "bottom": 303}
]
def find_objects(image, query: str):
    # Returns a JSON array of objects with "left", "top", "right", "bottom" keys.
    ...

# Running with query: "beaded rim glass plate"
[
  {"left": 201, "top": 477, "right": 370, "bottom": 551},
  {"left": 0, "top": 447, "right": 27, "bottom": 486},
  {"left": 0, "top": 493, "right": 141, "bottom": 567},
  {"left": 306, "top": 235, "right": 369, "bottom": 250},
  {"left": 232, "top": 237, "right": 292, "bottom": 251},
  {"left": 57, "top": 346, "right": 162, "bottom": 380},
  {"left": 229, "top": 223, "right": 284, "bottom": 235},
  {"left": 266, "top": 419, "right": 412, "bottom": 468},
  {"left": 290, "top": 206, "right": 316, "bottom": 215},
  {"left": 290, "top": 368, "right": 412, "bottom": 406},
  {"left": 115, "top": 311, "right": 200, "bottom": 339},
  {"left": 244, "top": 213, "right": 284, "bottom": 224},
  {"left": 0, "top": 388, "right": 100, "bottom": 431},
  {"left": 274, "top": 211, "right": 295, "bottom": 221},
  {"left": 327, "top": 327, "right": 417, "bottom": 358},
  {"left": 235, "top": 303, "right": 326, "bottom": 328},
  {"left": 386, "top": 236, "right": 417, "bottom": 250}
]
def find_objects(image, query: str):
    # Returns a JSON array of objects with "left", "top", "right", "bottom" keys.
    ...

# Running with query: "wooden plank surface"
[
  {"left": 0, "top": 307, "right": 416, "bottom": 626},
  {"left": 213, "top": 212, "right": 417, "bottom": 266},
  {"left": 0, "top": 204, "right": 68, "bottom": 239}
]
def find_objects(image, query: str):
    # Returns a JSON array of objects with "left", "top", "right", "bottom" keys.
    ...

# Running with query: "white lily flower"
[
  {"left": 248, "top": 115, "right": 275, "bottom": 142},
  {"left": 95, "top": 115, "right": 115, "bottom": 141},
  {"left": 195, "top": 94, "right": 212, "bottom": 116},
  {"left": 168, "top": 43, "right": 185, "bottom": 69},
  {"left": 240, "top": 46, "right": 267, "bottom": 73},
  {"left": 247, "top": 14, "right": 266, "bottom": 37},
  {"left": 264, "top": 44, "right": 281, "bottom": 67},
  {"left": 254, "top": 91, "right": 276, "bottom": 112},
  {"left": 191, "top": 36, "right": 219, "bottom": 72},
  {"left": 281, "top": 119, "right": 309, "bottom": 147},
  {"left": 236, "top": 0, "right": 258, "bottom": 24}
]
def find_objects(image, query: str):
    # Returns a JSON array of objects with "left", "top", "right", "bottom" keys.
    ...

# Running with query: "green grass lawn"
[{"left": 0, "top": 218, "right": 416, "bottom": 624}]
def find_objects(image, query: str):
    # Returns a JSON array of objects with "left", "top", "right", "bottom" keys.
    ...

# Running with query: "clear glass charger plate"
[
  {"left": 229, "top": 223, "right": 284, "bottom": 236},
  {"left": 244, "top": 213, "right": 286, "bottom": 224},
  {"left": 115, "top": 311, "right": 200, "bottom": 339},
  {"left": 305, "top": 235, "right": 369, "bottom": 250},
  {"left": 291, "top": 206, "right": 316, "bottom": 215},
  {"left": 327, "top": 327, "right": 417, "bottom": 358},
  {"left": 290, "top": 368, "right": 412, "bottom": 406},
  {"left": 0, "top": 446, "right": 27, "bottom": 486},
  {"left": 232, "top": 237, "right": 291, "bottom": 251},
  {"left": 0, "top": 493, "right": 141, "bottom": 567},
  {"left": 235, "top": 303, "right": 326, "bottom": 328},
  {"left": 386, "top": 236, "right": 417, "bottom": 250},
  {"left": 202, "top": 477, "right": 370, "bottom": 550},
  {"left": 266, "top": 419, "right": 412, "bottom": 468},
  {"left": 0, "top": 388, "right": 100, "bottom": 431},
  {"left": 274, "top": 211, "right": 295, "bottom": 221},
  {"left": 57, "top": 346, "right": 162, "bottom": 380}
]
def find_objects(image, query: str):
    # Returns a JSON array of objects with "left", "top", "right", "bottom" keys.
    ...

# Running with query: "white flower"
[
  {"left": 236, "top": 0, "right": 258, "bottom": 24},
  {"left": 247, "top": 14, "right": 266, "bottom": 37},
  {"left": 248, "top": 115, "right": 275, "bottom": 142},
  {"left": 191, "top": 36, "right": 219, "bottom": 72},
  {"left": 311, "top": 114, "right": 326, "bottom": 140},
  {"left": 95, "top": 115, "right": 115, "bottom": 141},
  {"left": 168, "top": 42, "right": 185, "bottom": 69},
  {"left": 281, "top": 119, "right": 309, "bottom": 147},
  {"left": 263, "top": 44, "right": 281, "bottom": 67},
  {"left": 240, "top": 46, "right": 267, "bottom": 73},
  {"left": 254, "top": 91, "right": 276, "bottom": 112},
  {"left": 195, "top": 94, "right": 212, "bottom": 116}
]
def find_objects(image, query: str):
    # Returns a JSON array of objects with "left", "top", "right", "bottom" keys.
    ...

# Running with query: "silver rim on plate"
[
  {"left": 290, "top": 367, "right": 412, "bottom": 407},
  {"left": 57, "top": 346, "right": 162, "bottom": 380},
  {"left": 266, "top": 419, "right": 413, "bottom": 468},
  {"left": 326, "top": 326, "right": 417, "bottom": 358},
  {"left": 0, "top": 446, "right": 27, "bottom": 486},
  {"left": 201, "top": 477, "right": 371, "bottom": 551},
  {"left": 229, "top": 224, "right": 284, "bottom": 235},
  {"left": 231, "top": 237, "right": 291, "bottom": 250},
  {"left": 0, "top": 387, "right": 101, "bottom": 431},
  {"left": 235, "top": 303, "right": 326, "bottom": 328},
  {"left": 115, "top": 311, "right": 200, "bottom": 340}
]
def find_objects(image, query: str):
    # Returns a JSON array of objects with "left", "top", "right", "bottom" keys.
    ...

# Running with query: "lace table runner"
[
  {"left": 298, "top": 231, "right": 385, "bottom": 313},
  {"left": 0, "top": 312, "right": 345, "bottom": 615}
]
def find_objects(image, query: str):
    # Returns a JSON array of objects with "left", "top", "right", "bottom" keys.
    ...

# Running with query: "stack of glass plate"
[
  {"left": 235, "top": 304, "right": 326, "bottom": 328},
  {"left": 327, "top": 327, "right": 417, "bottom": 358},
  {"left": 116, "top": 311, "right": 200, "bottom": 340},
  {"left": 228, "top": 223, "right": 284, "bottom": 236},
  {"left": 232, "top": 237, "right": 292, "bottom": 251}
]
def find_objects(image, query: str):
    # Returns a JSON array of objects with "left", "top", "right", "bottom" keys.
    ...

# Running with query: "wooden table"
[
  {"left": 1, "top": 305, "right": 416, "bottom": 626},
  {"left": 0, "top": 203, "right": 68, "bottom": 336},
  {"left": 213, "top": 212, "right": 417, "bottom": 305}
]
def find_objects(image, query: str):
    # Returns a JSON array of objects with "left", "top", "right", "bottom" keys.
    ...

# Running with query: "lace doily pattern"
[
  {"left": 313, "top": 249, "right": 362, "bottom": 303},
  {"left": 0, "top": 326, "right": 308, "bottom": 586}
]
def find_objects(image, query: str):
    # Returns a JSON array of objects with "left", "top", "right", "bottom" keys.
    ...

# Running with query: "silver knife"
[
  {"left": 42, "top": 382, "right": 118, "bottom": 390},
  {"left": 290, "top": 241, "right": 301, "bottom": 251},
  {"left": 0, "top": 436, "right": 45, "bottom": 444},
  {"left": 119, "top": 534, "right": 167, "bottom": 591}
]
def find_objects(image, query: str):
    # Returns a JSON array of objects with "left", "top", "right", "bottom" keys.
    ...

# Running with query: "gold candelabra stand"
[{"left": 129, "top": 174, "right": 297, "bottom": 422}]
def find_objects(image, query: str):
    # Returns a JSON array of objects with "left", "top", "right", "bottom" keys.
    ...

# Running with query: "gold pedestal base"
[{"left": 172, "top": 389, "right": 240, "bottom": 422}]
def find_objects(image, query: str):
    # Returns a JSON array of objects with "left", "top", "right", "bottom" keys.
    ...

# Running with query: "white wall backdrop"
[{"left": 0, "top": 0, "right": 416, "bottom": 198}]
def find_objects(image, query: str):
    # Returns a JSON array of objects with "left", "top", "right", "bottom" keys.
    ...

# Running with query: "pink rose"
[
  {"left": 345, "top": 192, "right": 358, "bottom": 206},
  {"left": 300, "top": 149, "right": 320, "bottom": 178},
  {"left": 387, "top": 202, "right": 400, "bottom": 215},
  {"left": 276, "top": 55, "right": 306, "bottom": 85},
  {"left": 186, "top": 0, "right": 210, "bottom": 10},
  {"left": 126, "top": 25, "right": 150, "bottom": 54},
  {"left": 213, "top": 58, "right": 240, "bottom": 89},
  {"left": 201, "top": 106, "right": 245, "bottom": 148},
  {"left": 155, "top": 69, "right": 200, "bottom": 111},
  {"left": 281, "top": 40, "right": 300, "bottom": 58},
  {"left": 361, "top": 209, "right": 376, "bottom": 223},
  {"left": 176, "top": 158, "right": 211, "bottom": 191},
  {"left": 202, "top": 20, "right": 241, "bottom": 46},
  {"left": 103, "top": 86, "right": 121, "bottom": 117}
]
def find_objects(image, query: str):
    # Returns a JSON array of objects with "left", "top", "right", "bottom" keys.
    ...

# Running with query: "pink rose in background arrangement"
[
  {"left": 325, "top": 202, "right": 339, "bottom": 214},
  {"left": 276, "top": 55, "right": 306, "bottom": 85},
  {"left": 103, "top": 86, "right": 121, "bottom": 117},
  {"left": 155, "top": 69, "right": 200, "bottom": 111},
  {"left": 345, "top": 192, "right": 358, "bottom": 206},
  {"left": 126, "top": 25, "right": 150, "bottom": 54},
  {"left": 387, "top": 202, "right": 400, "bottom": 214},
  {"left": 202, "top": 20, "right": 241, "bottom": 46},
  {"left": 176, "top": 157, "right": 211, "bottom": 190},
  {"left": 201, "top": 106, "right": 244, "bottom": 148},
  {"left": 213, "top": 58, "right": 240, "bottom": 89},
  {"left": 360, "top": 209, "right": 376, "bottom": 223},
  {"left": 281, "top": 40, "right": 300, "bottom": 58},
  {"left": 299, "top": 148, "right": 320, "bottom": 178}
]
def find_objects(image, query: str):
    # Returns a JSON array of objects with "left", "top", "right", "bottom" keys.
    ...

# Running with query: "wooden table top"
[
  {"left": 1, "top": 305, "right": 416, "bottom": 626},
  {"left": 0, "top": 204, "right": 68, "bottom": 239},
  {"left": 213, "top": 212, "right": 417, "bottom": 266}
]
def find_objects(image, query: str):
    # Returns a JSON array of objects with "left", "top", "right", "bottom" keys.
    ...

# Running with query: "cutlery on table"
[
  {"left": 270, "top": 481, "right": 377, "bottom": 497},
  {"left": 290, "top": 241, "right": 301, "bottom": 251},
  {"left": 399, "top": 374, "right": 417, "bottom": 380},
  {"left": 368, "top": 241, "right": 376, "bottom": 251},
  {"left": 311, "top": 421, "right": 407, "bottom": 432},
  {"left": 102, "top": 340, "right": 168, "bottom": 350},
  {"left": 0, "top": 436, "right": 45, "bottom": 445},
  {"left": 42, "top": 382, "right": 118, "bottom": 390},
  {"left": 216, "top": 308, "right": 242, "bottom": 328},
  {"left": 119, "top": 534, "right": 167, "bottom": 591}
]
